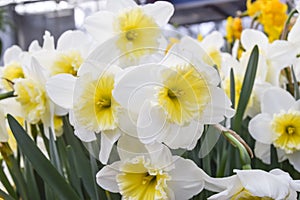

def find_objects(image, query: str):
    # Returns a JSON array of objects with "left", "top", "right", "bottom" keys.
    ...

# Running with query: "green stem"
[
  {"left": 281, "top": 8, "right": 298, "bottom": 40},
  {"left": 0, "top": 91, "right": 15, "bottom": 101},
  {"left": 214, "top": 124, "right": 252, "bottom": 170}
]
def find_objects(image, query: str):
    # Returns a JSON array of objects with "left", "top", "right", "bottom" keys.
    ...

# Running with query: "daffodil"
[
  {"left": 97, "top": 139, "right": 206, "bottom": 200},
  {"left": 113, "top": 36, "right": 234, "bottom": 150},
  {"left": 0, "top": 46, "right": 25, "bottom": 91},
  {"left": 84, "top": 0, "right": 174, "bottom": 63},
  {"left": 46, "top": 59, "right": 130, "bottom": 163},
  {"left": 249, "top": 87, "right": 300, "bottom": 171},
  {"left": 31, "top": 30, "right": 92, "bottom": 76},
  {"left": 205, "top": 168, "right": 300, "bottom": 200},
  {"left": 240, "top": 29, "right": 296, "bottom": 86},
  {"left": 225, "top": 16, "right": 243, "bottom": 44}
]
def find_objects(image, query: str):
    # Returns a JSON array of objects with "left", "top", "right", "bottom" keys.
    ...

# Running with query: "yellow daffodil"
[
  {"left": 226, "top": 16, "right": 243, "bottom": 44},
  {"left": 247, "top": 0, "right": 287, "bottom": 41},
  {"left": 249, "top": 87, "right": 300, "bottom": 171}
]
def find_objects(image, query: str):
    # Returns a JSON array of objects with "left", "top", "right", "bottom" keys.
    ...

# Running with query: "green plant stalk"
[
  {"left": 281, "top": 8, "right": 298, "bottom": 40},
  {"left": 223, "top": 131, "right": 252, "bottom": 170}
]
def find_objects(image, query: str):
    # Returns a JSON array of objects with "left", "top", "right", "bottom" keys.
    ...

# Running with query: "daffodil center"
[
  {"left": 126, "top": 30, "right": 138, "bottom": 41},
  {"left": 231, "top": 188, "right": 274, "bottom": 200},
  {"left": 157, "top": 64, "right": 210, "bottom": 125},
  {"left": 142, "top": 173, "right": 156, "bottom": 185},
  {"left": 167, "top": 88, "right": 183, "bottom": 99},
  {"left": 271, "top": 111, "right": 300, "bottom": 154},
  {"left": 97, "top": 98, "right": 111, "bottom": 108}
]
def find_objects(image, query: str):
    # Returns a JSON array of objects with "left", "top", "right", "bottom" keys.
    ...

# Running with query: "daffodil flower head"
[
  {"left": 84, "top": 0, "right": 174, "bottom": 64},
  {"left": 14, "top": 78, "right": 47, "bottom": 124},
  {"left": 73, "top": 70, "right": 120, "bottom": 133},
  {"left": 206, "top": 168, "right": 300, "bottom": 199},
  {"left": 249, "top": 87, "right": 300, "bottom": 171},
  {"left": 0, "top": 46, "right": 25, "bottom": 91},
  {"left": 97, "top": 141, "right": 206, "bottom": 199}
]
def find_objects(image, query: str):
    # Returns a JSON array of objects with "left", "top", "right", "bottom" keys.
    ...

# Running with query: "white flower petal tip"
[{"left": 46, "top": 74, "right": 76, "bottom": 109}]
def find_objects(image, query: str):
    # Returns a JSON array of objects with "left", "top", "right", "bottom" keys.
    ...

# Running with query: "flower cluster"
[{"left": 1, "top": 0, "right": 300, "bottom": 199}]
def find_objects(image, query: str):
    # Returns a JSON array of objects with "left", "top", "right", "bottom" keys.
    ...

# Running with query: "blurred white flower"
[
  {"left": 249, "top": 87, "right": 300, "bottom": 171},
  {"left": 84, "top": 0, "right": 174, "bottom": 62},
  {"left": 240, "top": 29, "right": 296, "bottom": 86},
  {"left": 205, "top": 168, "right": 300, "bottom": 200},
  {"left": 113, "top": 36, "right": 234, "bottom": 150}
]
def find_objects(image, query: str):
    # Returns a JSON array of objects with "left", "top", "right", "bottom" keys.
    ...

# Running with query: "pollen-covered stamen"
[
  {"left": 167, "top": 88, "right": 184, "bottom": 99},
  {"left": 286, "top": 126, "right": 296, "bottom": 135},
  {"left": 126, "top": 30, "right": 138, "bottom": 41},
  {"left": 97, "top": 98, "right": 111, "bottom": 108}
]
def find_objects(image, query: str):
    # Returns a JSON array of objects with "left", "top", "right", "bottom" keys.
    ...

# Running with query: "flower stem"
[
  {"left": 214, "top": 124, "right": 253, "bottom": 170},
  {"left": 281, "top": 8, "right": 298, "bottom": 40}
]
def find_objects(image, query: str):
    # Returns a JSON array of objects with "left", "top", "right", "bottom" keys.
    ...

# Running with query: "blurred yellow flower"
[
  {"left": 226, "top": 16, "right": 243, "bottom": 43},
  {"left": 247, "top": 0, "right": 287, "bottom": 41}
]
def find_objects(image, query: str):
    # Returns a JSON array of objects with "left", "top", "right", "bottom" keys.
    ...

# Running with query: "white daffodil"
[
  {"left": 46, "top": 58, "right": 129, "bottom": 163},
  {"left": 97, "top": 138, "right": 205, "bottom": 200},
  {"left": 221, "top": 53, "right": 272, "bottom": 117},
  {"left": 84, "top": 0, "right": 174, "bottom": 63},
  {"left": 249, "top": 87, "right": 300, "bottom": 171},
  {"left": 31, "top": 30, "right": 93, "bottom": 76},
  {"left": 205, "top": 168, "right": 300, "bottom": 200},
  {"left": 197, "top": 31, "right": 230, "bottom": 78},
  {"left": 12, "top": 58, "right": 65, "bottom": 138},
  {"left": 0, "top": 45, "right": 25, "bottom": 91},
  {"left": 113, "top": 36, "right": 235, "bottom": 150},
  {"left": 240, "top": 29, "right": 296, "bottom": 86}
]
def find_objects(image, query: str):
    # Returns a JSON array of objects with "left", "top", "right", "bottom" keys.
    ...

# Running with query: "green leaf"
[
  {"left": 0, "top": 159, "right": 17, "bottom": 199},
  {"left": 7, "top": 114, "right": 80, "bottom": 200},
  {"left": 233, "top": 45, "right": 259, "bottom": 132},
  {"left": 291, "top": 66, "right": 300, "bottom": 100},
  {"left": 24, "top": 158, "right": 41, "bottom": 200},
  {"left": 49, "top": 129, "right": 63, "bottom": 175},
  {"left": 0, "top": 188, "right": 14, "bottom": 200},
  {"left": 230, "top": 68, "right": 235, "bottom": 109},
  {"left": 63, "top": 116, "right": 99, "bottom": 200}
]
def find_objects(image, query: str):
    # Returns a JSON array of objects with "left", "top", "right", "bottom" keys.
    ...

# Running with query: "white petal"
[
  {"left": 74, "top": 126, "right": 96, "bottom": 142},
  {"left": 147, "top": 143, "right": 173, "bottom": 170},
  {"left": 117, "top": 109, "right": 138, "bottom": 137},
  {"left": 286, "top": 151, "right": 300, "bottom": 172},
  {"left": 0, "top": 107, "right": 8, "bottom": 142},
  {"left": 113, "top": 64, "right": 162, "bottom": 114},
  {"left": 28, "top": 40, "right": 41, "bottom": 52},
  {"left": 84, "top": 11, "right": 115, "bottom": 43},
  {"left": 57, "top": 30, "right": 91, "bottom": 55},
  {"left": 168, "top": 156, "right": 205, "bottom": 200},
  {"left": 254, "top": 141, "right": 271, "bottom": 164},
  {"left": 28, "top": 57, "right": 49, "bottom": 84},
  {"left": 162, "top": 121, "right": 204, "bottom": 150},
  {"left": 106, "top": 0, "right": 137, "bottom": 12},
  {"left": 42, "top": 31, "right": 55, "bottom": 50},
  {"left": 241, "top": 29, "right": 268, "bottom": 50},
  {"left": 0, "top": 98, "right": 23, "bottom": 117},
  {"left": 201, "top": 31, "right": 224, "bottom": 50},
  {"left": 99, "top": 130, "right": 121, "bottom": 164},
  {"left": 261, "top": 87, "right": 295, "bottom": 114},
  {"left": 235, "top": 169, "right": 290, "bottom": 199},
  {"left": 3, "top": 45, "right": 22, "bottom": 64},
  {"left": 46, "top": 74, "right": 76, "bottom": 109},
  {"left": 248, "top": 113, "right": 273, "bottom": 144},
  {"left": 96, "top": 161, "right": 121, "bottom": 193},
  {"left": 137, "top": 102, "right": 168, "bottom": 144},
  {"left": 142, "top": 1, "right": 174, "bottom": 27},
  {"left": 288, "top": 17, "right": 300, "bottom": 45},
  {"left": 117, "top": 134, "right": 148, "bottom": 161},
  {"left": 200, "top": 87, "right": 235, "bottom": 124},
  {"left": 268, "top": 40, "right": 296, "bottom": 68}
]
